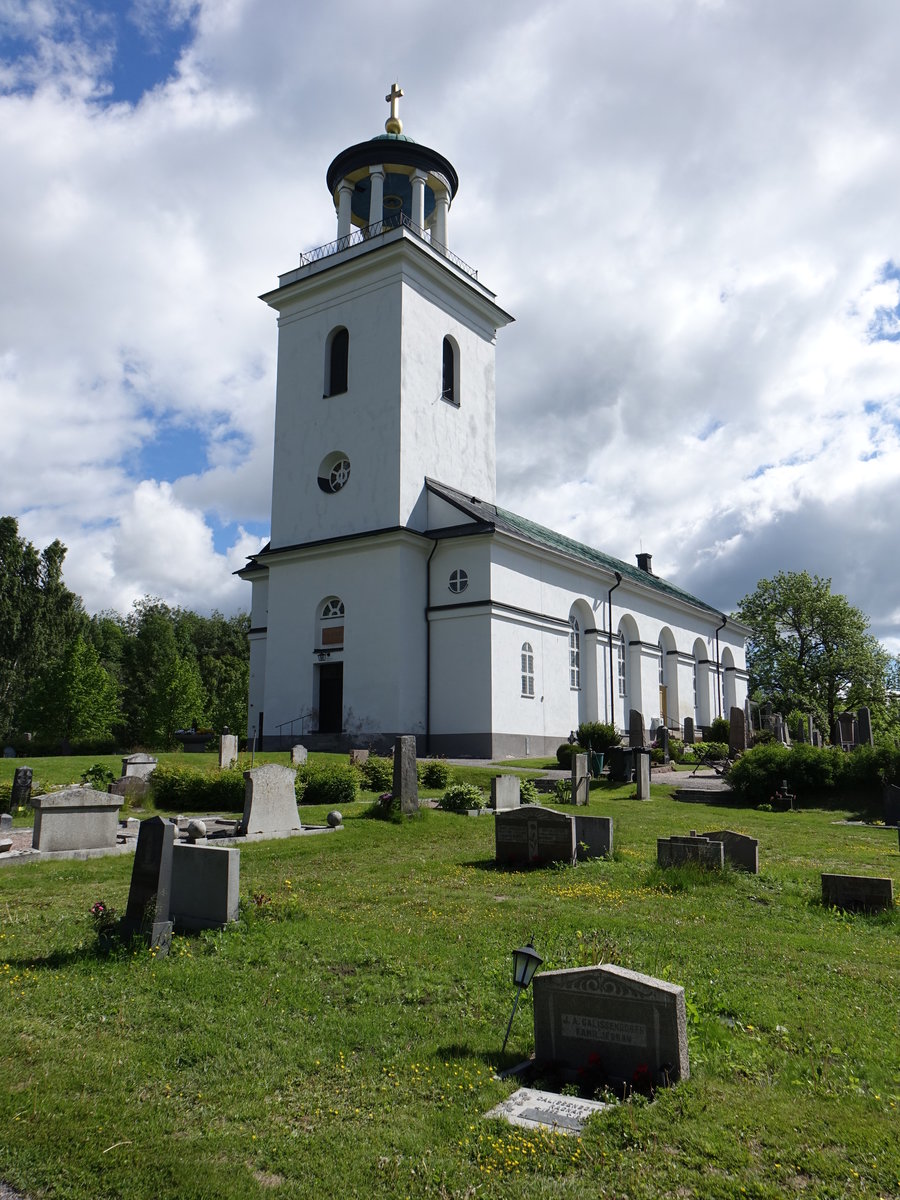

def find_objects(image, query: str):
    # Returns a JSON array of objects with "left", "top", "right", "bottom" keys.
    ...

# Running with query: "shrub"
[
  {"left": 519, "top": 778, "right": 540, "bottom": 804},
  {"left": 439, "top": 782, "right": 486, "bottom": 812},
  {"left": 149, "top": 763, "right": 245, "bottom": 812},
  {"left": 80, "top": 763, "right": 116, "bottom": 790},
  {"left": 296, "top": 762, "right": 359, "bottom": 806},
  {"left": 553, "top": 779, "right": 572, "bottom": 804},
  {"left": 694, "top": 741, "right": 729, "bottom": 761},
  {"left": 0, "top": 781, "right": 12, "bottom": 813},
  {"left": 668, "top": 737, "right": 685, "bottom": 763},
  {"left": 751, "top": 729, "right": 775, "bottom": 747},
  {"left": 556, "top": 743, "right": 575, "bottom": 769},
  {"left": 418, "top": 759, "right": 452, "bottom": 788},
  {"left": 708, "top": 715, "right": 731, "bottom": 743},
  {"left": 359, "top": 755, "right": 393, "bottom": 792},
  {"left": 576, "top": 722, "right": 620, "bottom": 754},
  {"left": 650, "top": 748, "right": 665, "bottom": 765},
  {"left": 726, "top": 743, "right": 792, "bottom": 806}
]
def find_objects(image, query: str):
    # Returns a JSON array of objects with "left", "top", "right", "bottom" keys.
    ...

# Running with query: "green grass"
[{"left": 1, "top": 781, "right": 898, "bottom": 1199}]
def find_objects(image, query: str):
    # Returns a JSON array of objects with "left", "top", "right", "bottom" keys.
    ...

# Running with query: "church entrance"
[{"left": 317, "top": 662, "right": 343, "bottom": 732}]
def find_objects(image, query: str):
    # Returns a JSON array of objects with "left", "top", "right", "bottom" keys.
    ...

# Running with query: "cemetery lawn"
[{"left": 1, "top": 787, "right": 898, "bottom": 1200}]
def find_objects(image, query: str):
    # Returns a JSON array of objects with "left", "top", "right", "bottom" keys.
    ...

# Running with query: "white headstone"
[{"left": 240, "top": 764, "right": 301, "bottom": 835}]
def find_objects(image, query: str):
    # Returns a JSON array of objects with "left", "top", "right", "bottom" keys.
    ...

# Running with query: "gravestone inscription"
[
  {"left": 532, "top": 963, "right": 690, "bottom": 1086},
  {"left": 495, "top": 805, "right": 576, "bottom": 868},
  {"left": 485, "top": 1088, "right": 609, "bottom": 1136}
]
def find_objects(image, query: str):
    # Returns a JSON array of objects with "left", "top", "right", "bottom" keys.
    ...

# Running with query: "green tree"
[
  {"left": 145, "top": 653, "right": 207, "bottom": 747},
  {"left": 735, "top": 571, "right": 890, "bottom": 736},
  {"left": 23, "top": 635, "right": 120, "bottom": 742},
  {"left": 0, "top": 517, "right": 85, "bottom": 739}
]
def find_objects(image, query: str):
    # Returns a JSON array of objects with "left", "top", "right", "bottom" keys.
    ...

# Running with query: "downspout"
[
  {"left": 424, "top": 539, "right": 439, "bottom": 755},
  {"left": 607, "top": 572, "right": 623, "bottom": 724},
  {"left": 714, "top": 614, "right": 727, "bottom": 719}
]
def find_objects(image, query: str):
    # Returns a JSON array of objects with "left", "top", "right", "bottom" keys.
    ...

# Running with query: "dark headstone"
[
  {"left": 495, "top": 805, "right": 576, "bottom": 868},
  {"left": 573, "top": 814, "right": 613, "bottom": 859},
  {"left": 629, "top": 709, "right": 646, "bottom": 749},
  {"left": 11, "top": 767, "right": 33, "bottom": 808},
  {"left": 532, "top": 964, "right": 689, "bottom": 1087},
  {"left": 108, "top": 776, "right": 151, "bottom": 801},
  {"left": 122, "top": 817, "right": 175, "bottom": 955},
  {"left": 728, "top": 706, "right": 747, "bottom": 756},
  {"left": 833, "top": 712, "right": 856, "bottom": 750},
  {"left": 857, "top": 707, "right": 873, "bottom": 747},
  {"left": 821, "top": 873, "right": 893, "bottom": 912},
  {"left": 657, "top": 834, "right": 725, "bottom": 869},
  {"left": 3, "top": 746, "right": 15, "bottom": 758},
  {"left": 700, "top": 829, "right": 759, "bottom": 873},
  {"left": 657, "top": 727, "right": 669, "bottom": 764},
  {"left": 884, "top": 783, "right": 900, "bottom": 827},
  {"left": 393, "top": 736, "right": 419, "bottom": 815},
  {"left": 682, "top": 718, "right": 694, "bottom": 745},
  {"left": 607, "top": 746, "right": 634, "bottom": 782}
]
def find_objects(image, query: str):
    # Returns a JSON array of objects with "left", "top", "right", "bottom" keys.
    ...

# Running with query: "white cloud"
[{"left": 1, "top": 0, "right": 899, "bottom": 652}]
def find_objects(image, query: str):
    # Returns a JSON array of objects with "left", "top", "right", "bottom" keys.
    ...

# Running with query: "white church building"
[{"left": 239, "top": 87, "right": 749, "bottom": 756}]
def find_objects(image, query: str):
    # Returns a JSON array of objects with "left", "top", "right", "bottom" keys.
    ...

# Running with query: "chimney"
[{"left": 636, "top": 552, "right": 653, "bottom": 574}]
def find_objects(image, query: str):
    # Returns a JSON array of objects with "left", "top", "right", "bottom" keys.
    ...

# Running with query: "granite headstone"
[
  {"left": 495, "top": 805, "right": 576, "bottom": 868},
  {"left": 393, "top": 736, "right": 419, "bottom": 815}
]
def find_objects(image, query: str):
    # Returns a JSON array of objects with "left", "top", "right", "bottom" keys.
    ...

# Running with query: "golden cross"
[{"left": 385, "top": 82, "right": 404, "bottom": 133}]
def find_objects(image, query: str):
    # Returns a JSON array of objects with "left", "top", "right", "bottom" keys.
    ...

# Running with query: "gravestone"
[
  {"left": 218, "top": 733, "right": 238, "bottom": 769},
  {"left": 0, "top": 838, "right": 11, "bottom": 853},
  {"left": 634, "top": 748, "right": 651, "bottom": 800},
  {"left": 857, "top": 707, "right": 874, "bottom": 747},
  {"left": 31, "top": 787, "right": 123, "bottom": 852},
  {"left": 728, "top": 706, "right": 747, "bottom": 756},
  {"left": 657, "top": 833, "right": 724, "bottom": 869},
  {"left": 884, "top": 783, "right": 900, "bottom": 827},
  {"left": 485, "top": 1088, "right": 609, "bottom": 1136},
  {"left": 821, "top": 873, "right": 893, "bottom": 912},
  {"left": 3, "top": 745, "right": 15, "bottom": 757},
  {"left": 607, "top": 746, "right": 634, "bottom": 782},
  {"left": 108, "top": 775, "right": 151, "bottom": 802},
  {"left": 571, "top": 753, "right": 590, "bottom": 805},
  {"left": 657, "top": 726, "right": 669, "bottom": 764},
  {"left": 490, "top": 775, "right": 521, "bottom": 811},
  {"left": 349, "top": 748, "right": 369, "bottom": 765},
  {"left": 169, "top": 844, "right": 240, "bottom": 929},
  {"left": 573, "top": 814, "right": 613, "bottom": 859},
  {"left": 773, "top": 714, "right": 785, "bottom": 744},
  {"left": 121, "top": 816, "right": 175, "bottom": 955},
  {"left": 121, "top": 753, "right": 157, "bottom": 780},
  {"left": 834, "top": 712, "right": 856, "bottom": 750},
  {"left": 11, "top": 767, "right": 33, "bottom": 808},
  {"left": 700, "top": 829, "right": 759, "bottom": 873},
  {"left": 393, "top": 736, "right": 419, "bottom": 815},
  {"left": 291, "top": 744, "right": 308, "bottom": 766},
  {"left": 0, "top": 812, "right": 12, "bottom": 832},
  {"left": 532, "top": 963, "right": 689, "bottom": 1086},
  {"left": 682, "top": 718, "right": 694, "bottom": 745},
  {"left": 805, "top": 714, "right": 815, "bottom": 745},
  {"left": 629, "top": 709, "right": 646, "bottom": 749},
  {"left": 240, "top": 764, "right": 301, "bottom": 835},
  {"left": 811, "top": 730, "right": 822, "bottom": 748},
  {"left": 495, "top": 805, "right": 576, "bottom": 868}
]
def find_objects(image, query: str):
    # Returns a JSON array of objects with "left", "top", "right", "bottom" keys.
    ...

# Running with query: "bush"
[
  {"left": 80, "top": 763, "right": 116, "bottom": 790},
  {"left": 751, "top": 729, "right": 776, "bottom": 747},
  {"left": 576, "top": 722, "right": 620, "bottom": 754},
  {"left": 668, "top": 737, "right": 685, "bottom": 763},
  {"left": 519, "top": 778, "right": 540, "bottom": 804},
  {"left": 359, "top": 755, "right": 393, "bottom": 792},
  {"left": 296, "top": 762, "right": 359, "bottom": 806},
  {"left": 694, "top": 741, "right": 729, "bottom": 761},
  {"left": 0, "top": 781, "right": 12, "bottom": 813},
  {"left": 708, "top": 715, "right": 731, "bottom": 743},
  {"left": 149, "top": 763, "right": 245, "bottom": 812},
  {"left": 553, "top": 779, "right": 572, "bottom": 804},
  {"left": 556, "top": 743, "right": 575, "bottom": 769},
  {"left": 439, "top": 782, "right": 486, "bottom": 812},
  {"left": 418, "top": 759, "right": 452, "bottom": 788}
]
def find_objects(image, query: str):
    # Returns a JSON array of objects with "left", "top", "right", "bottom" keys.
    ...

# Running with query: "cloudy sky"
[{"left": 2, "top": 0, "right": 899, "bottom": 653}]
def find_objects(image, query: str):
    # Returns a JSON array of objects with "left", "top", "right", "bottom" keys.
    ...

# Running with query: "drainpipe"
[
  {"left": 714, "top": 614, "right": 727, "bottom": 719},
  {"left": 424, "top": 540, "right": 439, "bottom": 755},
  {"left": 607, "top": 572, "right": 622, "bottom": 724}
]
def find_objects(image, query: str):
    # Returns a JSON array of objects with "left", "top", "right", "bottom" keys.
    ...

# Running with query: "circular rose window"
[{"left": 318, "top": 452, "right": 351, "bottom": 494}]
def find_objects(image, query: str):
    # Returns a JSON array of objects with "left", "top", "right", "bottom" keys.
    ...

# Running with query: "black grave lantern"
[{"left": 501, "top": 939, "right": 543, "bottom": 1055}]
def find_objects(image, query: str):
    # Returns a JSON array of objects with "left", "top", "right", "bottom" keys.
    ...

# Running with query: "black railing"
[{"left": 298, "top": 213, "right": 478, "bottom": 280}]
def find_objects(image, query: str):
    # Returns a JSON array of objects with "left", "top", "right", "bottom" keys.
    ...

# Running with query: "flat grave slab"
[{"left": 485, "top": 1087, "right": 610, "bottom": 1136}]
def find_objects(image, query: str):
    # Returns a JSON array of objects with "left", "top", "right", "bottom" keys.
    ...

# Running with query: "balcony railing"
[{"left": 298, "top": 213, "right": 478, "bottom": 280}]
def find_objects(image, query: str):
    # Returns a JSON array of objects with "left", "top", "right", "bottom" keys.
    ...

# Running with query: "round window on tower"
[
  {"left": 318, "top": 452, "right": 351, "bottom": 494},
  {"left": 448, "top": 568, "right": 468, "bottom": 594}
]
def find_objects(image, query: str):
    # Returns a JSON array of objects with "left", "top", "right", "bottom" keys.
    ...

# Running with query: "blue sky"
[{"left": 1, "top": 0, "right": 899, "bottom": 655}]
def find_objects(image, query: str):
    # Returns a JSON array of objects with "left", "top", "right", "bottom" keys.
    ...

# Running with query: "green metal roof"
[{"left": 425, "top": 479, "right": 724, "bottom": 618}]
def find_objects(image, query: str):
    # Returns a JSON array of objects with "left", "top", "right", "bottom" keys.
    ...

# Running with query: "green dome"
[{"left": 371, "top": 132, "right": 417, "bottom": 144}]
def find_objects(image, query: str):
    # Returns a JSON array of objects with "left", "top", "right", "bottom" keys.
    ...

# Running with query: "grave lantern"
[{"left": 501, "top": 939, "right": 543, "bottom": 1055}]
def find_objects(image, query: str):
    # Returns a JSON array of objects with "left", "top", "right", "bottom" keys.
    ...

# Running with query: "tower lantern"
[{"left": 326, "top": 83, "right": 458, "bottom": 251}]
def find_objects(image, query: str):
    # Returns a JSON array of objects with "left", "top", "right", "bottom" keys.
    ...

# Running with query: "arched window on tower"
[
  {"left": 441, "top": 336, "right": 458, "bottom": 405},
  {"left": 324, "top": 327, "right": 349, "bottom": 397}
]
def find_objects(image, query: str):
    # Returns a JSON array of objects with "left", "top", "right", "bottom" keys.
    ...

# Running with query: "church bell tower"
[{"left": 243, "top": 87, "right": 512, "bottom": 748}]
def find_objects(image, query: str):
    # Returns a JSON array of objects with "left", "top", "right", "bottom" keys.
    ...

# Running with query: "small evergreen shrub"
[
  {"left": 439, "top": 782, "right": 486, "bottom": 812},
  {"left": 556, "top": 743, "right": 575, "bottom": 769},
  {"left": 554, "top": 779, "right": 572, "bottom": 804},
  {"left": 359, "top": 755, "right": 393, "bottom": 792},
  {"left": 668, "top": 737, "right": 685, "bottom": 763},
  {"left": 708, "top": 715, "right": 731, "bottom": 743},
  {"left": 0, "top": 781, "right": 12, "bottom": 813},
  {"left": 150, "top": 763, "right": 245, "bottom": 812},
  {"left": 695, "top": 741, "right": 729, "bottom": 760},
  {"left": 418, "top": 759, "right": 452, "bottom": 788},
  {"left": 296, "top": 762, "right": 359, "bottom": 806},
  {"left": 576, "top": 722, "right": 620, "bottom": 754},
  {"left": 519, "top": 778, "right": 540, "bottom": 804}
]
